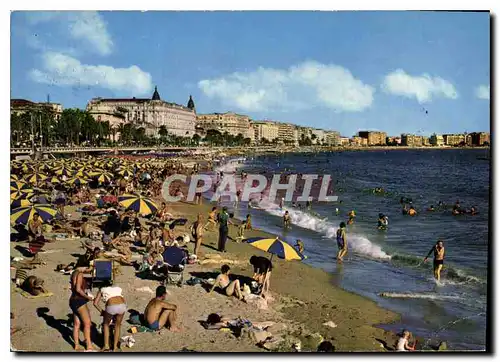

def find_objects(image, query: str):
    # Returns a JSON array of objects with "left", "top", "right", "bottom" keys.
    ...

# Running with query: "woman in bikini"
[
  {"left": 93, "top": 286, "right": 127, "bottom": 352},
  {"left": 209, "top": 265, "right": 244, "bottom": 301},
  {"left": 69, "top": 268, "right": 94, "bottom": 351}
]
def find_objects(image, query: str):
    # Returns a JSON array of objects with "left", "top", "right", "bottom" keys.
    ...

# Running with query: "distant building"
[
  {"left": 325, "top": 131, "right": 341, "bottom": 146},
  {"left": 386, "top": 136, "right": 401, "bottom": 145},
  {"left": 469, "top": 132, "right": 490, "bottom": 146},
  {"left": 351, "top": 136, "right": 368, "bottom": 146},
  {"left": 196, "top": 112, "right": 254, "bottom": 141},
  {"left": 340, "top": 137, "right": 350, "bottom": 146},
  {"left": 401, "top": 134, "right": 424, "bottom": 147},
  {"left": 87, "top": 112, "right": 126, "bottom": 141},
  {"left": 443, "top": 134, "right": 465, "bottom": 146},
  {"left": 429, "top": 134, "right": 445, "bottom": 147},
  {"left": 277, "top": 123, "right": 299, "bottom": 145},
  {"left": 86, "top": 86, "right": 196, "bottom": 137},
  {"left": 253, "top": 121, "right": 279, "bottom": 143},
  {"left": 11, "top": 99, "right": 63, "bottom": 120},
  {"left": 358, "top": 131, "right": 387, "bottom": 146}
]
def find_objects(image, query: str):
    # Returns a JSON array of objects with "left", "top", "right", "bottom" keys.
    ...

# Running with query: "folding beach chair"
[{"left": 91, "top": 259, "right": 114, "bottom": 288}]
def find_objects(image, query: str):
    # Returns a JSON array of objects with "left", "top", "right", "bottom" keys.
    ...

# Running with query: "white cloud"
[
  {"left": 25, "top": 11, "right": 113, "bottom": 56},
  {"left": 30, "top": 52, "right": 153, "bottom": 95},
  {"left": 475, "top": 84, "right": 490, "bottom": 100},
  {"left": 198, "top": 61, "right": 374, "bottom": 113},
  {"left": 381, "top": 69, "right": 458, "bottom": 103}
]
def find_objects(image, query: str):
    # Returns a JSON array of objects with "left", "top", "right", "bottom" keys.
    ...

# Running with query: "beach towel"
[{"left": 15, "top": 288, "right": 53, "bottom": 299}]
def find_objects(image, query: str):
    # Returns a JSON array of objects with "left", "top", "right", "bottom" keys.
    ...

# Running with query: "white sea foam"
[
  {"left": 261, "top": 202, "right": 391, "bottom": 260},
  {"left": 379, "top": 292, "right": 462, "bottom": 301}
]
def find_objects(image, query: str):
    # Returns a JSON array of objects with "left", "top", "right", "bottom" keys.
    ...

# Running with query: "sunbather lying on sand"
[
  {"left": 209, "top": 265, "right": 245, "bottom": 301},
  {"left": 21, "top": 275, "right": 48, "bottom": 296}
]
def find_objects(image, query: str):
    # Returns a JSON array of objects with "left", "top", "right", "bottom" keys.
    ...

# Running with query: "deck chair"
[{"left": 91, "top": 259, "right": 114, "bottom": 288}]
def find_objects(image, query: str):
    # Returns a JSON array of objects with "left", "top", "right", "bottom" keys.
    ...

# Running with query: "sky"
[{"left": 10, "top": 11, "right": 490, "bottom": 136}]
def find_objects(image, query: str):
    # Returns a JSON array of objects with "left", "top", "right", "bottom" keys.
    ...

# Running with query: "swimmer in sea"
[
  {"left": 423, "top": 240, "right": 445, "bottom": 282},
  {"left": 408, "top": 206, "right": 417, "bottom": 216},
  {"left": 427, "top": 205, "right": 435, "bottom": 212},
  {"left": 347, "top": 210, "right": 355, "bottom": 225},
  {"left": 336, "top": 222, "right": 347, "bottom": 262}
]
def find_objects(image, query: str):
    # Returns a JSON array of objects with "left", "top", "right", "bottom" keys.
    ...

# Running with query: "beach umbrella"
[
  {"left": 116, "top": 168, "right": 134, "bottom": 177},
  {"left": 10, "top": 198, "right": 31, "bottom": 209},
  {"left": 10, "top": 204, "right": 58, "bottom": 224},
  {"left": 94, "top": 172, "right": 113, "bottom": 184},
  {"left": 74, "top": 168, "right": 91, "bottom": 178},
  {"left": 47, "top": 176, "right": 62, "bottom": 184},
  {"left": 244, "top": 237, "right": 304, "bottom": 261},
  {"left": 87, "top": 169, "right": 106, "bottom": 177},
  {"left": 53, "top": 167, "right": 74, "bottom": 177},
  {"left": 118, "top": 194, "right": 158, "bottom": 215},
  {"left": 11, "top": 181, "right": 31, "bottom": 193},
  {"left": 66, "top": 177, "right": 90, "bottom": 186},
  {"left": 10, "top": 174, "right": 19, "bottom": 181},
  {"left": 162, "top": 246, "right": 187, "bottom": 266},
  {"left": 24, "top": 173, "right": 48, "bottom": 185},
  {"left": 19, "top": 163, "right": 34, "bottom": 173}
]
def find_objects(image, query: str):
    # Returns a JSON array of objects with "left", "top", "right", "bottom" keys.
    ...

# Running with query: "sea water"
[{"left": 212, "top": 149, "right": 489, "bottom": 351}]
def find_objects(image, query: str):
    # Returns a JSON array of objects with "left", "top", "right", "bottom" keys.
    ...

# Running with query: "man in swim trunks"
[
  {"left": 144, "top": 286, "right": 179, "bottom": 332},
  {"left": 424, "top": 240, "right": 445, "bottom": 282},
  {"left": 336, "top": 222, "right": 347, "bottom": 262},
  {"left": 283, "top": 211, "right": 291, "bottom": 229}
]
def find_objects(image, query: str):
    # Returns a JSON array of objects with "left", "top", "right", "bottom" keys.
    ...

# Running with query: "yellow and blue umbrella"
[
  {"left": 11, "top": 204, "right": 58, "bottom": 224},
  {"left": 11, "top": 198, "right": 32, "bottom": 209},
  {"left": 24, "top": 173, "right": 48, "bottom": 185},
  {"left": 117, "top": 168, "right": 134, "bottom": 177},
  {"left": 47, "top": 176, "right": 61, "bottom": 184},
  {"left": 53, "top": 167, "right": 74, "bottom": 177},
  {"left": 11, "top": 181, "right": 31, "bottom": 193},
  {"left": 118, "top": 194, "right": 158, "bottom": 215},
  {"left": 95, "top": 172, "right": 113, "bottom": 184},
  {"left": 245, "top": 237, "right": 304, "bottom": 261},
  {"left": 66, "top": 177, "right": 90, "bottom": 186}
]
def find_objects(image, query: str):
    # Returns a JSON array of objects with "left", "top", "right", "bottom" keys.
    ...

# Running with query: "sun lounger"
[{"left": 91, "top": 259, "right": 113, "bottom": 287}]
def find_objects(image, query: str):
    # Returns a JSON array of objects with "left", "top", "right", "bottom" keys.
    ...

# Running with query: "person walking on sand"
[
  {"left": 144, "top": 286, "right": 180, "bottom": 332},
  {"left": 336, "top": 222, "right": 348, "bottom": 262},
  {"left": 204, "top": 207, "right": 218, "bottom": 231},
  {"left": 69, "top": 268, "right": 95, "bottom": 351},
  {"left": 191, "top": 213, "right": 204, "bottom": 257},
  {"left": 424, "top": 240, "right": 445, "bottom": 282},
  {"left": 93, "top": 286, "right": 127, "bottom": 352},
  {"left": 217, "top": 207, "right": 231, "bottom": 253}
]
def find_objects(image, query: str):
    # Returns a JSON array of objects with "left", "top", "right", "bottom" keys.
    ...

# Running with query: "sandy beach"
[{"left": 10, "top": 197, "right": 399, "bottom": 352}]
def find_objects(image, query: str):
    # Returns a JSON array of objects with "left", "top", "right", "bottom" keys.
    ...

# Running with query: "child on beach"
[{"left": 396, "top": 330, "right": 416, "bottom": 351}]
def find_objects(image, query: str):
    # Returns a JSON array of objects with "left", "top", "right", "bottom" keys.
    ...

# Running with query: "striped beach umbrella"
[
  {"left": 10, "top": 174, "right": 19, "bottom": 181},
  {"left": 118, "top": 194, "right": 158, "bottom": 215},
  {"left": 116, "top": 168, "right": 134, "bottom": 177},
  {"left": 53, "top": 167, "right": 74, "bottom": 177},
  {"left": 47, "top": 176, "right": 62, "bottom": 184},
  {"left": 245, "top": 237, "right": 304, "bottom": 261},
  {"left": 11, "top": 197, "right": 32, "bottom": 209},
  {"left": 66, "top": 177, "right": 90, "bottom": 186},
  {"left": 10, "top": 204, "right": 58, "bottom": 224},
  {"left": 95, "top": 172, "right": 113, "bottom": 184},
  {"left": 24, "top": 173, "right": 48, "bottom": 185}
]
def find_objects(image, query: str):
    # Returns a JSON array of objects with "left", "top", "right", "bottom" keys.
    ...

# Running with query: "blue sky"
[{"left": 11, "top": 11, "right": 490, "bottom": 136}]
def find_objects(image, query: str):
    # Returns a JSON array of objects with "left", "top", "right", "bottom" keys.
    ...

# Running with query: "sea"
[{"left": 212, "top": 149, "right": 489, "bottom": 351}]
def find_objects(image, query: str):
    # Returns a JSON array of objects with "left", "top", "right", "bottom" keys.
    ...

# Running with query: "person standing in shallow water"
[
  {"left": 424, "top": 240, "right": 445, "bottom": 282},
  {"left": 336, "top": 222, "right": 347, "bottom": 262}
]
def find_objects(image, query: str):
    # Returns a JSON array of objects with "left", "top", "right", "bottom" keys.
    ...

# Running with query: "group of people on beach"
[{"left": 12, "top": 155, "right": 283, "bottom": 352}]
